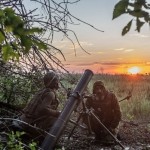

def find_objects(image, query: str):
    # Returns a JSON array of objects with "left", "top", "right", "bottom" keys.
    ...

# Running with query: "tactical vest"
[{"left": 23, "top": 88, "right": 58, "bottom": 118}]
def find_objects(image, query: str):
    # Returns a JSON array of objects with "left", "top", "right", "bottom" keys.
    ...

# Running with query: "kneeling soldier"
[{"left": 84, "top": 80, "right": 122, "bottom": 143}]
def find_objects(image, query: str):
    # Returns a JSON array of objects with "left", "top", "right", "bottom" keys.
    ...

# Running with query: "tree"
[
  {"left": 113, "top": 0, "right": 150, "bottom": 36},
  {"left": 0, "top": 0, "right": 102, "bottom": 74}
]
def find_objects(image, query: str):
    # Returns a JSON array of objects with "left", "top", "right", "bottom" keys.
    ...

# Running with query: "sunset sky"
[
  {"left": 26, "top": 0, "right": 150, "bottom": 74},
  {"left": 54, "top": 0, "right": 150, "bottom": 74}
]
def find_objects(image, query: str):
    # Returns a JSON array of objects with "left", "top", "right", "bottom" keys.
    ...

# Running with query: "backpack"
[{"left": 22, "top": 88, "right": 51, "bottom": 117}]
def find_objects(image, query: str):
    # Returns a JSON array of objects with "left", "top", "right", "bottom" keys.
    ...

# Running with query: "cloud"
[
  {"left": 69, "top": 41, "right": 93, "bottom": 50},
  {"left": 97, "top": 51, "right": 104, "bottom": 54},
  {"left": 124, "top": 49, "right": 134, "bottom": 52},
  {"left": 72, "top": 62, "right": 133, "bottom": 67},
  {"left": 114, "top": 48, "right": 124, "bottom": 51},
  {"left": 75, "top": 62, "right": 100, "bottom": 66},
  {"left": 53, "top": 40, "right": 93, "bottom": 51},
  {"left": 67, "top": 61, "right": 150, "bottom": 68},
  {"left": 80, "top": 41, "right": 93, "bottom": 46},
  {"left": 145, "top": 62, "right": 150, "bottom": 66},
  {"left": 114, "top": 48, "right": 134, "bottom": 52},
  {"left": 87, "top": 51, "right": 104, "bottom": 55},
  {"left": 100, "top": 62, "right": 123, "bottom": 66},
  {"left": 130, "top": 34, "right": 150, "bottom": 38}
]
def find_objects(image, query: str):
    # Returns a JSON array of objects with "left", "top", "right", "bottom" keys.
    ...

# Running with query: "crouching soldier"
[
  {"left": 84, "top": 80, "right": 122, "bottom": 143},
  {"left": 13, "top": 70, "right": 61, "bottom": 141}
]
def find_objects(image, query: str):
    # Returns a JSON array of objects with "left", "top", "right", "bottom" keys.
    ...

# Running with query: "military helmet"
[
  {"left": 43, "top": 70, "right": 59, "bottom": 88},
  {"left": 93, "top": 80, "right": 105, "bottom": 94},
  {"left": 93, "top": 80, "right": 104, "bottom": 88}
]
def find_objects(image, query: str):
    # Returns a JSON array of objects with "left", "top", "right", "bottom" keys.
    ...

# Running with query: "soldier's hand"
[
  {"left": 56, "top": 111, "right": 61, "bottom": 117},
  {"left": 58, "top": 110, "right": 61, "bottom": 114},
  {"left": 84, "top": 94, "right": 96, "bottom": 101}
]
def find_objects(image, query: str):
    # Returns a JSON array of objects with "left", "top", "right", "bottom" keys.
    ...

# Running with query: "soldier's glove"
[
  {"left": 84, "top": 94, "right": 95, "bottom": 100},
  {"left": 58, "top": 110, "right": 61, "bottom": 114},
  {"left": 55, "top": 111, "right": 61, "bottom": 117},
  {"left": 88, "top": 94, "right": 96, "bottom": 101}
]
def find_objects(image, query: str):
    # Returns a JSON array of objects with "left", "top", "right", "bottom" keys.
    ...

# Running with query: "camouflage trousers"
[
  {"left": 19, "top": 114, "right": 58, "bottom": 138},
  {"left": 82, "top": 114, "right": 119, "bottom": 140}
]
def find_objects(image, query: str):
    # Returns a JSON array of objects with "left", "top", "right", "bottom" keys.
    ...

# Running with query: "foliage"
[
  {"left": 0, "top": 7, "right": 47, "bottom": 61},
  {"left": 0, "top": 0, "right": 102, "bottom": 73},
  {"left": 113, "top": 0, "right": 150, "bottom": 35},
  {"left": 0, "top": 61, "right": 44, "bottom": 109},
  {"left": 55, "top": 73, "right": 150, "bottom": 120},
  {"left": 0, "top": 131, "right": 37, "bottom": 150},
  {"left": 92, "top": 73, "right": 150, "bottom": 120},
  {"left": 0, "top": 73, "right": 150, "bottom": 149}
]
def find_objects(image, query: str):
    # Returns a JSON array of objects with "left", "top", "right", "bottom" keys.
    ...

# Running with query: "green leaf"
[
  {"left": 2, "top": 44, "right": 12, "bottom": 61},
  {"left": 11, "top": 42, "right": 18, "bottom": 51},
  {"left": 20, "top": 36, "right": 32, "bottom": 53},
  {"left": 11, "top": 15, "right": 24, "bottom": 28},
  {"left": 4, "top": 8, "right": 15, "bottom": 16},
  {"left": 136, "top": 18, "right": 145, "bottom": 32},
  {"left": 128, "top": 10, "right": 149, "bottom": 18},
  {"left": 0, "top": 10, "right": 4, "bottom": 17},
  {"left": 0, "top": 10, "right": 5, "bottom": 24},
  {"left": 144, "top": 14, "right": 150, "bottom": 22},
  {"left": 2, "top": 44, "right": 19, "bottom": 61},
  {"left": 122, "top": 19, "right": 133, "bottom": 36},
  {"left": 0, "top": 31, "right": 5, "bottom": 43},
  {"left": 32, "top": 39, "right": 47, "bottom": 50},
  {"left": 113, "top": 0, "right": 128, "bottom": 19},
  {"left": 5, "top": 26, "right": 13, "bottom": 32},
  {"left": 25, "top": 28, "right": 44, "bottom": 35},
  {"left": 13, "top": 27, "right": 24, "bottom": 36}
]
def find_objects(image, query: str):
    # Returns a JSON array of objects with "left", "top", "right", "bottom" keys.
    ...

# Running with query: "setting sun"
[{"left": 127, "top": 66, "right": 141, "bottom": 74}]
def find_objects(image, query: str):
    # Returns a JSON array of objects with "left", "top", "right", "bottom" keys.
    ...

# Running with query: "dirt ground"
[
  {"left": 58, "top": 119, "right": 150, "bottom": 150},
  {"left": 0, "top": 115, "right": 149, "bottom": 149}
]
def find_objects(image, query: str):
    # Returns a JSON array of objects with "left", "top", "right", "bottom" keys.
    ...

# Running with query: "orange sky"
[
  {"left": 53, "top": 0, "right": 150, "bottom": 74},
  {"left": 24, "top": 0, "right": 150, "bottom": 74},
  {"left": 55, "top": 38, "right": 150, "bottom": 74}
]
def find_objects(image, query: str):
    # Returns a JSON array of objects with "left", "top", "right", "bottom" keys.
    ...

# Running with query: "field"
[
  {"left": 58, "top": 73, "right": 150, "bottom": 149},
  {"left": 61, "top": 73, "right": 150, "bottom": 120},
  {"left": 91, "top": 74, "right": 150, "bottom": 121},
  {"left": 0, "top": 73, "right": 150, "bottom": 149}
]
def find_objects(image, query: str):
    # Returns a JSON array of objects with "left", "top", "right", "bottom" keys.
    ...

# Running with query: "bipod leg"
[
  {"left": 86, "top": 114, "right": 93, "bottom": 135},
  {"left": 68, "top": 112, "right": 83, "bottom": 139},
  {"left": 69, "top": 119, "right": 87, "bottom": 130},
  {"left": 90, "top": 111, "right": 125, "bottom": 150}
]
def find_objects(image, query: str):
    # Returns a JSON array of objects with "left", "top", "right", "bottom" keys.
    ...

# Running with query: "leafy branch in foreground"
[
  {"left": 0, "top": 0, "right": 102, "bottom": 73},
  {"left": 0, "top": 131, "right": 37, "bottom": 150},
  {"left": 113, "top": 0, "right": 150, "bottom": 35},
  {"left": 0, "top": 7, "right": 47, "bottom": 61}
]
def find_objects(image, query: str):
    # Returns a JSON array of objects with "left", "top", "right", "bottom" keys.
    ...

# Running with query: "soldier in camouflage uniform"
[
  {"left": 85, "top": 80, "right": 121, "bottom": 142},
  {"left": 19, "top": 70, "right": 60, "bottom": 138}
]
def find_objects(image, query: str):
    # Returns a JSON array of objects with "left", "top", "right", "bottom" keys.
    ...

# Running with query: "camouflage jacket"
[
  {"left": 22, "top": 88, "right": 59, "bottom": 121},
  {"left": 86, "top": 91, "right": 121, "bottom": 128}
]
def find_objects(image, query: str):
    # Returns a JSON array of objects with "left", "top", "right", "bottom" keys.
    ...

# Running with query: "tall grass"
[
  {"left": 3, "top": 72, "right": 148, "bottom": 121},
  {"left": 62, "top": 73, "right": 150, "bottom": 121},
  {"left": 92, "top": 74, "right": 150, "bottom": 121}
]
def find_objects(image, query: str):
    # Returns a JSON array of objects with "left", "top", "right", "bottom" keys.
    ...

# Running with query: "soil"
[
  {"left": 58, "top": 119, "right": 150, "bottom": 150},
  {"left": 0, "top": 116, "right": 150, "bottom": 149}
]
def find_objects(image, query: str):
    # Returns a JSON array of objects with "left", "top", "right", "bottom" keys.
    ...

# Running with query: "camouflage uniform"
[
  {"left": 20, "top": 88, "right": 59, "bottom": 128},
  {"left": 85, "top": 81, "right": 121, "bottom": 140},
  {"left": 19, "top": 71, "right": 60, "bottom": 137}
]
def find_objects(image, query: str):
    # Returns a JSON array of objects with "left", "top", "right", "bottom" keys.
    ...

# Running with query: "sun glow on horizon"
[{"left": 127, "top": 66, "right": 141, "bottom": 74}]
